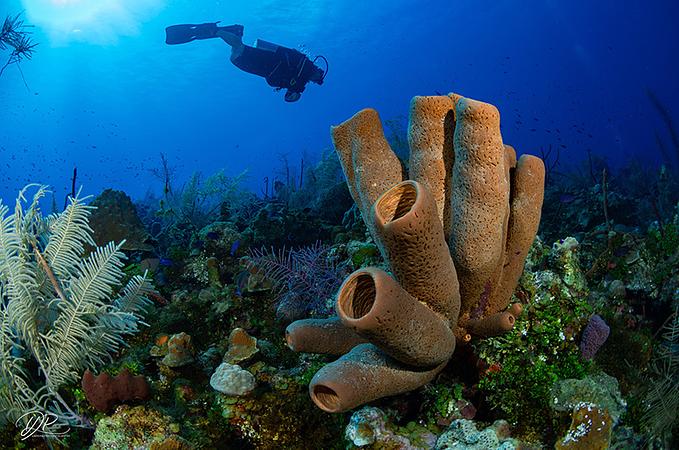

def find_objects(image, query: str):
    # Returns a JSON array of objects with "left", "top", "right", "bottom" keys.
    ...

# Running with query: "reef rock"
[
  {"left": 435, "top": 419, "right": 518, "bottom": 449},
  {"left": 555, "top": 402, "right": 612, "bottom": 450},
  {"left": 345, "top": 406, "right": 437, "bottom": 449},
  {"left": 551, "top": 372, "right": 626, "bottom": 424},
  {"left": 89, "top": 189, "right": 154, "bottom": 252},
  {"left": 161, "top": 332, "right": 195, "bottom": 367},
  {"left": 223, "top": 328, "right": 259, "bottom": 364},
  {"left": 90, "top": 405, "right": 181, "bottom": 450}
]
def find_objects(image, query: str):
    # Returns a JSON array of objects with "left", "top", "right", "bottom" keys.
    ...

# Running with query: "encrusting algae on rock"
[{"left": 556, "top": 402, "right": 612, "bottom": 450}]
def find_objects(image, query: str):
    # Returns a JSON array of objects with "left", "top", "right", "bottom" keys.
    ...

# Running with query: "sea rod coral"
[{"left": 286, "top": 93, "right": 545, "bottom": 412}]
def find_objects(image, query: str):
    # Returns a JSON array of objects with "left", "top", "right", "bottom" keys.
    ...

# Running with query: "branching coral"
[
  {"left": 285, "top": 93, "right": 545, "bottom": 412},
  {"left": 0, "top": 185, "right": 154, "bottom": 430}
]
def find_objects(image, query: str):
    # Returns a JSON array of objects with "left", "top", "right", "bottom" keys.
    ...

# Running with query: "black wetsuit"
[{"left": 232, "top": 45, "right": 321, "bottom": 94}]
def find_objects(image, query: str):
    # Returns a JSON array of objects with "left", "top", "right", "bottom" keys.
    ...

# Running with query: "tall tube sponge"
[
  {"left": 408, "top": 94, "right": 458, "bottom": 238},
  {"left": 449, "top": 98, "right": 545, "bottom": 338},
  {"left": 330, "top": 108, "right": 404, "bottom": 249}
]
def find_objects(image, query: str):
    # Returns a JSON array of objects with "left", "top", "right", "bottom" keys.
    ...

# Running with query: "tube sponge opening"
[
  {"left": 338, "top": 273, "right": 376, "bottom": 320},
  {"left": 337, "top": 267, "right": 456, "bottom": 367},
  {"left": 311, "top": 384, "right": 342, "bottom": 413},
  {"left": 375, "top": 181, "right": 418, "bottom": 224}
]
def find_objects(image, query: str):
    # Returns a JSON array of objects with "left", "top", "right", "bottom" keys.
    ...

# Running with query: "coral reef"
[
  {"left": 436, "top": 419, "right": 519, "bottom": 449},
  {"left": 4, "top": 91, "right": 676, "bottom": 449},
  {"left": 223, "top": 328, "right": 259, "bottom": 364},
  {"left": 476, "top": 236, "right": 593, "bottom": 439},
  {"left": 286, "top": 93, "right": 545, "bottom": 412},
  {"left": 551, "top": 372, "right": 626, "bottom": 425},
  {"left": 161, "top": 332, "right": 195, "bottom": 367},
  {"left": 345, "top": 406, "right": 437, "bottom": 448}
]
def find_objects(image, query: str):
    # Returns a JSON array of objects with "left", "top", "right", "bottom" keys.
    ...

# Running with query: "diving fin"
[{"left": 165, "top": 23, "right": 243, "bottom": 45}]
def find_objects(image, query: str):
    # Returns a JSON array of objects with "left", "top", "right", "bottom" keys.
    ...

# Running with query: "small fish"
[
  {"left": 230, "top": 239, "right": 241, "bottom": 257},
  {"left": 613, "top": 246, "right": 629, "bottom": 258},
  {"left": 159, "top": 258, "right": 173, "bottom": 267},
  {"left": 559, "top": 193, "right": 576, "bottom": 203},
  {"left": 234, "top": 270, "right": 249, "bottom": 295},
  {"left": 206, "top": 231, "right": 220, "bottom": 240}
]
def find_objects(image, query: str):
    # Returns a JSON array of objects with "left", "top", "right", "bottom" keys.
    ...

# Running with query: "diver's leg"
[
  {"left": 217, "top": 29, "right": 245, "bottom": 59},
  {"left": 254, "top": 39, "right": 279, "bottom": 52},
  {"left": 217, "top": 29, "right": 242, "bottom": 47},
  {"left": 191, "top": 23, "right": 243, "bottom": 42}
]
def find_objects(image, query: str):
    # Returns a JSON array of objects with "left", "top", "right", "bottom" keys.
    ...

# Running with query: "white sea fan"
[{"left": 0, "top": 185, "right": 154, "bottom": 430}]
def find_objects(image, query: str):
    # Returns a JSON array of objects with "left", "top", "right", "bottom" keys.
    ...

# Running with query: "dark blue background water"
[{"left": 1, "top": 0, "right": 677, "bottom": 206}]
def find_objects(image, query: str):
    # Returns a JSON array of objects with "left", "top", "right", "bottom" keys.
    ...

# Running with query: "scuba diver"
[{"left": 165, "top": 22, "right": 327, "bottom": 102}]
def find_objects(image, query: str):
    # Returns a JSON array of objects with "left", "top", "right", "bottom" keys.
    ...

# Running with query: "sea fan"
[
  {"left": 0, "top": 185, "right": 154, "bottom": 430},
  {"left": 642, "top": 307, "right": 679, "bottom": 444},
  {"left": 247, "top": 242, "right": 346, "bottom": 321}
]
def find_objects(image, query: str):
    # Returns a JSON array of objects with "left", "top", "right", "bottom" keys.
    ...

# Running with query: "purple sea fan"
[
  {"left": 247, "top": 242, "right": 348, "bottom": 322},
  {"left": 580, "top": 314, "right": 610, "bottom": 360}
]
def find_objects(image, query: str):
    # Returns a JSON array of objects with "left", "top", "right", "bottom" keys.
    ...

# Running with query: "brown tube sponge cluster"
[{"left": 286, "top": 92, "right": 545, "bottom": 413}]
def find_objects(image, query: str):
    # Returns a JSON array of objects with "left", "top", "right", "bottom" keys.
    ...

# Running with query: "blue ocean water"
[{"left": 0, "top": 0, "right": 678, "bottom": 203}]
